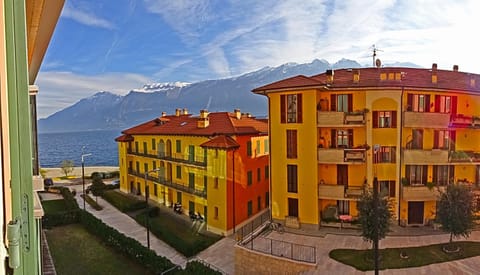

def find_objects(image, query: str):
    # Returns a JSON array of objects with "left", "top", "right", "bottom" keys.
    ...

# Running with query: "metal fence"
[
  {"left": 240, "top": 237, "right": 316, "bottom": 264},
  {"left": 235, "top": 210, "right": 270, "bottom": 242}
]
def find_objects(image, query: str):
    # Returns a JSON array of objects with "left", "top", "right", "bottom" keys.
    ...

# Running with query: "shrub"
[
  {"left": 173, "top": 261, "right": 222, "bottom": 275},
  {"left": 82, "top": 194, "right": 103, "bottom": 210},
  {"left": 101, "top": 190, "right": 147, "bottom": 212},
  {"left": 42, "top": 187, "right": 80, "bottom": 228}
]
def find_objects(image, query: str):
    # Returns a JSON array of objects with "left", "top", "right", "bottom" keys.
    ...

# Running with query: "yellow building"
[
  {"left": 253, "top": 65, "right": 480, "bottom": 229},
  {"left": 116, "top": 109, "right": 269, "bottom": 235}
]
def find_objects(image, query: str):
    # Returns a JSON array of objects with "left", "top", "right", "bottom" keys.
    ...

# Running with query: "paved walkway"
[{"left": 74, "top": 194, "right": 188, "bottom": 268}]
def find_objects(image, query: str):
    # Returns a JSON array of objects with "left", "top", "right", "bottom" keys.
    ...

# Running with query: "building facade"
[
  {"left": 253, "top": 65, "right": 480, "bottom": 230},
  {"left": 116, "top": 109, "right": 269, "bottom": 235},
  {"left": 1, "top": 0, "right": 64, "bottom": 274}
]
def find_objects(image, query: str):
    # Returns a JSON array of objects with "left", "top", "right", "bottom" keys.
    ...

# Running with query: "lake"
[{"left": 38, "top": 129, "right": 121, "bottom": 168}]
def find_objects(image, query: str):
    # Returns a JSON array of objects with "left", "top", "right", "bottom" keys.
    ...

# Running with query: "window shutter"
[
  {"left": 347, "top": 94, "right": 353, "bottom": 112},
  {"left": 391, "top": 111, "right": 397, "bottom": 128},
  {"left": 422, "top": 165, "right": 428, "bottom": 184},
  {"left": 297, "top": 94, "right": 303, "bottom": 123},
  {"left": 434, "top": 95, "right": 441, "bottom": 112},
  {"left": 280, "top": 95, "right": 286, "bottom": 123},
  {"left": 450, "top": 131, "right": 456, "bottom": 151},
  {"left": 293, "top": 130, "right": 297, "bottom": 158},
  {"left": 330, "top": 94, "right": 336, "bottom": 111},
  {"left": 407, "top": 93, "right": 413, "bottom": 111},
  {"left": 425, "top": 95, "right": 431, "bottom": 112},
  {"left": 451, "top": 96, "right": 458, "bottom": 115},
  {"left": 372, "top": 111, "right": 378, "bottom": 128},
  {"left": 331, "top": 129, "right": 336, "bottom": 148},
  {"left": 389, "top": 181, "right": 395, "bottom": 197},
  {"left": 433, "top": 130, "right": 439, "bottom": 149},
  {"left": 348, "top": 129, "right": 353, "bottom": 148}
]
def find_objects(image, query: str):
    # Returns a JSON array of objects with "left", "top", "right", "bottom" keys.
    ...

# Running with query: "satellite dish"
[{"left": 375, "top": 58, "right": 382, "bottom": 68}]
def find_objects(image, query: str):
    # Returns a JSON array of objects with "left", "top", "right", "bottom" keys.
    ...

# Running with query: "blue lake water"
[{"left": 38, "top": 129, "right": 121, "bottom": 168}]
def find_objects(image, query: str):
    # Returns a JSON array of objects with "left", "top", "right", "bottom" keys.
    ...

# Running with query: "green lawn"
[
  {"left": 42, "top": 199, "right": 68, "bottom": 215},
  {"left": 135, "top": 211, "right": 222, "bottom": 257},
  {"left": 45, "top": 224, "right": 152, "bottom": 275},
  {"left": 330, "top": 241, "right": 480, "bottom": 271}
]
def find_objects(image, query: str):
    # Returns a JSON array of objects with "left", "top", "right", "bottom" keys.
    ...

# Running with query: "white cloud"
[
  {"left": 62, "top": 3, "right": 115, "bottom": 29},
  {"left": 36, "top": 71, "right": 152, "bottom": 118}
]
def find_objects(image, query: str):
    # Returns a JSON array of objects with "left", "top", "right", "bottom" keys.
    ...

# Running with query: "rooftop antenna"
[{"left": 371, "top": 44, "right": 383, "bottom": 67}]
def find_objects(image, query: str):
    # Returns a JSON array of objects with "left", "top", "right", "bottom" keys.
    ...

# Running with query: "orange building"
[{"left": 116, "top": 109, "right": 269, "bottom": 235}]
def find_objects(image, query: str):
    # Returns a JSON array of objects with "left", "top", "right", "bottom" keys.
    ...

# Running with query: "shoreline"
[{"left": 42, "top": 166, "right": 119, "bottom": 179}]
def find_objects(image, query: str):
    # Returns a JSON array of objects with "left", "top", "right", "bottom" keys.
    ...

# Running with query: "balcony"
[
  {"left": 402, "top": 185, "right": 445, "bottom": 201},
  {"left": 127, "top": 149, "right": 207, "bottom": 168},
  {"left": 403, "top": 149, "right": 449, "bottom": 164},
  {"left": 317, "top": 111, "right": 365, "bottom": 127},
  {"left": 450, "top": 114, "right": 480, "bottom": 128},
  {"left": 449, "top": 151, "right": 480, "bottom": 164},
  {"left": 403, "top": 112, "right": 450, "bottom": 128},
  {"left": 127, "top": 169, "right": 207, "bottom": 198},
  {"left": 318, "top": 148, "right": 366, "bottom": 164},
  {"left": 318, "top": 184, "right": 364, "bottom": 200}
]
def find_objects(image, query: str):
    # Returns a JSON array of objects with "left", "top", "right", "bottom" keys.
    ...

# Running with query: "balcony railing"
[
  {"left": 403, "top": 112, "right": 450, "bottom": 128},
  {"left": 127, "top": 169, "right": 207, "bottom": 198},
  {"left": 401, "top": 185, "right": 445, "bottom": 201},
  {"left": 127, "top": 149, "right": 207, "bottom": 167},
  {"left": 450, "top": 114, "right": 480, "bottom": 128},
  {"left": 403, "top": 149, "right": 449, "bottom": 164},
  {"left": 318, "top": 183, "right": 364, "bottom": 200},
  {"left": 318, "top": 147, "right": 366, "bottom": 164},
  {"left": 449, "top": 151, "right": 480, "bottom": 163},
  {"left": 317, "top": 111, "right": 365, "bottom": 127}
]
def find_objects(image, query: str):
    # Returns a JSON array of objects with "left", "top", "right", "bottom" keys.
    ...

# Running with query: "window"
[
  {"left": 257, "top": 168, "right": 261, "bottom": 182},
  {"left": 433, "top": 165, "right": 454, "bottom": 186},
  {"left": 265, "top": 165, "right": 269, "bottom": 179},
  {"left": 177, "top": 191, "right": 182, "bottom": 203},
  {"left": 374, "top": 146, "right": 396, "bottom": 163},
  {"left": 280, "top": 94, "right": 303, "bottom": 123},
  {"left": 407, "top": 94, "right": 430, "bottom": 112},
  {"left": 406, "top": 165, "right": 428, "bottom": 185},
  {"left": 265, "top": 192, "right": 269, "bottom": 208},
  {"left": 143, "top": 142, "right": 147, "bottom": 154},
  {"left": 288, "top": 198, "right": 298, "bottom": 217},
  {"left": 337, "top": 200, "right": 350, "bottom": 215},
  {"left": 247, "top": 141, "right": 252, "bottom": 156},
  {"left": 247, "top": 200, "right": 253, "bottom": 217},
  {"left": 411, "top": 129, "right": 423, "bottom": 149},
  {"left": 434, "top": 130, "right": 454, "bottom": 150},
  {"left": 214, "top": 177, "right": 219, "bottom": 189},
  {"left": 337, "top": 165, "right": 348, "bottom": 186},
  {"left": 434, "top": 95, "right": 457, "bottom": 114},
  {"left": 152, "top": 138, "right": 156, "bottom": 150},
  {"left": 264, "top": 139, "right": 269, "bottom": 153},
  {"left": 214, "top": 207, "right": 219, "bottom": 219},
  {"left": 257, "top": 196, "right": 261, "bottom": 211},
  {"left": 372, "top": 111, "right": 397, "bottom": 128},
  {"left": 176, "top": 140, "right": 181, "bottom": 153},
  {"left": 129, "top": 161, "right": 133, "bottom": 171},
  {"left": 204, "top": 176, "right": 207, "bottom": 192},
  {"left": 189, "top": 173, "right": 195, "bottom": 189},
  {"left": 247, "top": 171, "right": 252, "bottom": 185},
  {"left": 331, "top": 94, "right": 352, "bottom": 112},
  {"left": 188, "top": 145, "right": 195, "bottom": 162},
  {"left": 135, "top": 141, "right": 139, "bottom": 153},
  {"left": 286, "top": 130, "right": 297, "bottom": 158},
  {"left": 154, "top": 184, "right": 158, "bottom": 196},
  {"left": 189, "top": 201, "right": 195, "bottom": 213},
  {"left": 152, "top": 161, "right": 156, "bottom": 170},
  {"left": 256, "top": 140, "right": 261, "bottom": 155},
  {"left": 379, "top": 180, "right": 395, "bottom": 197},
  {"left": 176, "top": 165, "right": 182, "bottom": 179},
  {"left": 331, "top": 129, "right": 353, "bottom": 148},
  {"left": 287, "top": 165, "right": 298, "bottom": 193}
]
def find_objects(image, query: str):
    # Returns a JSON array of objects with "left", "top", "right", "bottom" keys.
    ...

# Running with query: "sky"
[{"left": 37, "top": 0, "right": 480, "bottom": 118}]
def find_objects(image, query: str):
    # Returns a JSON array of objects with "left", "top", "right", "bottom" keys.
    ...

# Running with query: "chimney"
[
  {"left": 182, "top": 108, "right": 188, "bottom": 115},
  {"left": 234, "top": 109, "right": 241, "bottom": 119},
  {"left": 326, "top": 69, "right": 334, "bottom": 83},
  {"left": 175, "top": 108, "right": 181, "bottom": 116},
  {"left": 353, "top": 69, "right": 360, "bottom": 83},
  {"left": 431, "top": 63, "right": 438, "bottom": 84},
  {"left": 453, "top": 65, "right": 459, "bottom": 72},
  {"left": 161, "top": 112, "right": 167, "bottom": 117},
  {"left": 199, "top": 109, "right": 209, "bottom": 118}
]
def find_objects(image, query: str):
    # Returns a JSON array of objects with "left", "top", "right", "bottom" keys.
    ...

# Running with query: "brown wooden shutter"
[
  {"left": 425, "top": 95, "right": 431, "bottom": 112},
  {"left": 422, "top": 165, "right": 428, "bottom": 184},
  {"left": 348, "top": 129, "right": 353, "bottom": 148},
  {"left": 372, "top": 111, "right": 378, "bottom": 128},
  {"left": 330, "top": 94, "right": 336, "bottom": 111},
  {"left": 450, "top": 131, "right": 456, "bottom": 151},
  {"left": 433, "top": 130, "right": 439, "bottom": 149},
  {"left": 297, "top": 94, "right": 303, "bottom": 123},
  {"left": 331, "top": 129, "right": 336, "bottom": 148},
  {"left": 407, "top": 93, "right": 413, "bottom": 111},
  {"left": 391, "top": 111, "right": 397, "bottom": 128},
  {"left": 280, "top": 95, "right": 286, "bottom": 123},
  {"left": 389, "top": 181, "right": 395, "bottom": 197},
  {"left": 434, "top": 95, "right": 441, "bottom": 112},
  {"left": 347, "top": 94, "right": 353, "bottom": 112},
  {"left": 451, "top": 96, "right": 458, "bottom": 115}
]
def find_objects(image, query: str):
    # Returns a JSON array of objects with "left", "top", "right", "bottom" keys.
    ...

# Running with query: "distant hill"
[{"left": 38, "top": 59, "right": 417, "bottom": 133}]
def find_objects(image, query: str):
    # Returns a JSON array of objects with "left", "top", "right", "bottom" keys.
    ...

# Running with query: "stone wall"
[{"left": 235, "top": 245, "right": 316, "bottom": 274}]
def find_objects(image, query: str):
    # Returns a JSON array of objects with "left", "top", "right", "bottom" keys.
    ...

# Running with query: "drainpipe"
[
  {"left": 232, "top": 148, "right": 236, "bottom": 233},
  {"left": 398, "top": 87, "right": 404, "bottom": 225}
]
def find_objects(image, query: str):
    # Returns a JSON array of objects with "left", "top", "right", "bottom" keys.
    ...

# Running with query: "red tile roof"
[
  {"left": 252, "top": 67, "right": 480, "bottom": 94},
  {"left": 121, "top": 111, "right": 268, "bottom": 137},
  {"left": 115, "top": 134, "right": 133, "bottom": 142},
  {"left": 200, "top": 135, "right": 240, "bottom": 149}
]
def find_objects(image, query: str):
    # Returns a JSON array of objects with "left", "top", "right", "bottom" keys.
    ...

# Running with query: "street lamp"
[
  {"left": 144, "top": 167, "right": 161, "bottom": 249},
  {"left": 81, "top": 146, "right": 92, "bottom": 210}
]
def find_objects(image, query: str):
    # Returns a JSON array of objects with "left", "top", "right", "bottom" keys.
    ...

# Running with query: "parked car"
[{"left": 44, "top": 178, "right": 54, "bottom": 187}]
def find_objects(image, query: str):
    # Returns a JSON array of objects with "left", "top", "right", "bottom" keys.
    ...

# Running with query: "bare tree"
[{"left": 60, "top": 160, "right": 75, "bottom": 177}]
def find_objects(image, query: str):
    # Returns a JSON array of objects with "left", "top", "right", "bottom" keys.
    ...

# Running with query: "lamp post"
[
  {"left": 81, "top": 147, "right": 92, "bottom": 210},
  {"left": 144, "top": 168, "right": 161, "bottom": 249}
]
